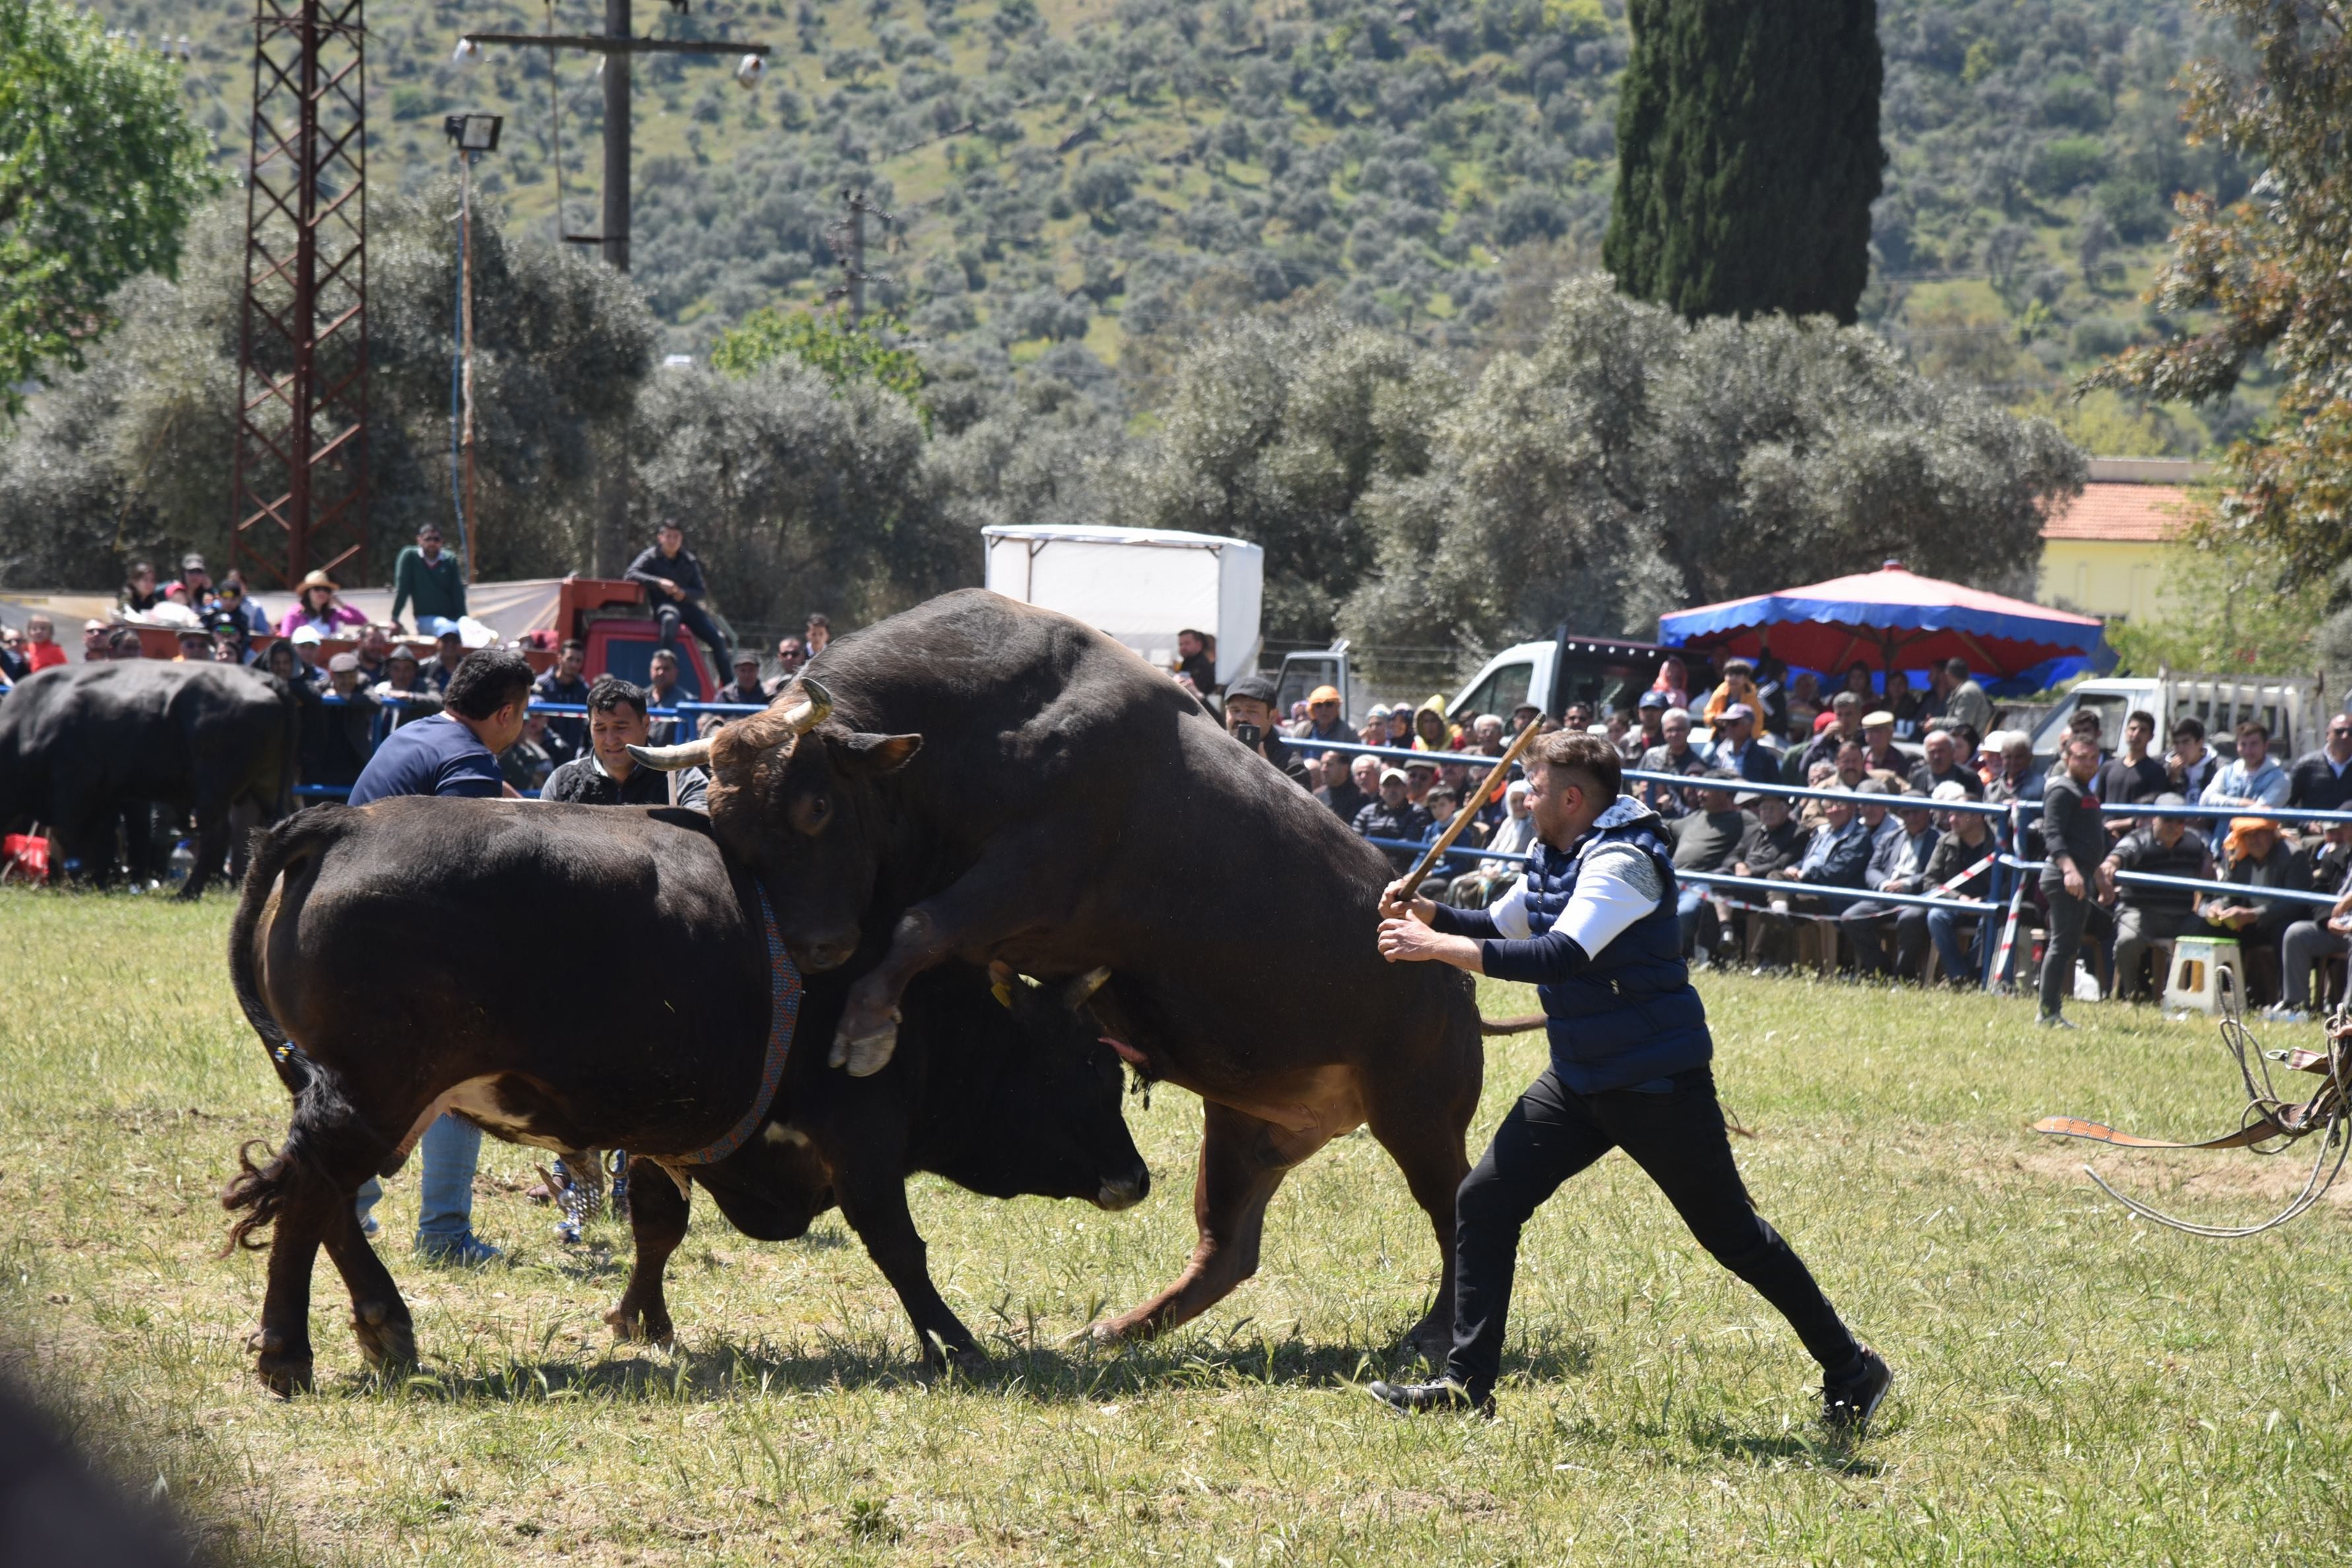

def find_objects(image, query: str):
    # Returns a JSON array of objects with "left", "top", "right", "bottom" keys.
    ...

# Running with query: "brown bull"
[{"left": 631, "top": 589, "right": 1485, "bottom": 1354}]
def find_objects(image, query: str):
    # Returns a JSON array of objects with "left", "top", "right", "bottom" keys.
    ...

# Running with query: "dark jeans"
[
  {"left": 1445, "top": 1064, "right": 1860, "bottom": 1401},
  {"left": 653, "top": 597, "right": 730, "bottom": 672},
  {"left": 2039, "top": 881, "right": 2091, "bottom": 1018}
]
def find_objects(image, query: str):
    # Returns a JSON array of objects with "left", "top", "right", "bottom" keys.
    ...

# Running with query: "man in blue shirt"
[
  {"left": 348, "top": 649, "right": 533, "bottom": 1266},
  {"left": 1365, "top": 731, "right": 1889, "bottom": 1434}
]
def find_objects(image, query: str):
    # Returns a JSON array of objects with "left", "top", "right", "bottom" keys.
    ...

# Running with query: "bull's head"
[{"left": 629, "top": 678, "right": 921, "bottom": 971}]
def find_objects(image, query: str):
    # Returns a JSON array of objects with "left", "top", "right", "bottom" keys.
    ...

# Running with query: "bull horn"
[
  {"left": 781, "top": 676, "right": 834, "bottom": 735},
  {"left": 627, "top": 738, "right": 713, "bottom": 772},
  {"left": 1061, "top": 967, "right": 1113, "bottom": 1010}
]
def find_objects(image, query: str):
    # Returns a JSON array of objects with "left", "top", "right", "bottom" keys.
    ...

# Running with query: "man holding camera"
[
  {"left": 1223, "top": 673, "right": 1312, "bottom": 789},
  {"left": 1363, "top": 730, "right": 1889, "bottom": 1434}
]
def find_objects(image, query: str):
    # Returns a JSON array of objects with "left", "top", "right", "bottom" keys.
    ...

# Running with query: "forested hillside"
[{"left": 98, "top": 0, "right": 2253, "bottom": 446}]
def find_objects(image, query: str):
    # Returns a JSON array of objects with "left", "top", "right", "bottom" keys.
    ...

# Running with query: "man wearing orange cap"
[{"left": 1294, "top": 684, "right": 1358, "bottom": 747}]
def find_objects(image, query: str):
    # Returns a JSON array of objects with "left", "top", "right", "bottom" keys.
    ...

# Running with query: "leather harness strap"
[{"left": 674, "top": 880, "right": 803, "bottom": 1167}]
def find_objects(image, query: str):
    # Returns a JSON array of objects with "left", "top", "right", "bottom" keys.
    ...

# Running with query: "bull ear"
[{"left": 834, "top": 731, "right": 923, "bottom": 775}]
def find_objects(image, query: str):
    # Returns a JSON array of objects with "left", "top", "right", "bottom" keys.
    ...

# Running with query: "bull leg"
[
  {"left": 832, "top": 836, "right": 1081, "bottom": 1076},
  {"left": 831, "top": 1156, "right": 983, "bottom": 1367},
  {"left": 1364, "top": 1071, "right": 1476, "bottom": 1363},
  {"left": 251, "top": 1211, "right": 329, "bottom": 1396},
  {"left": 320, "top": 1207, "right": 416, "bottom": 1373},
  {"left": 180, "top": 808, "right": 230, "bottom": 900},
  {"left": 608, "top": 1158, "right": 690, "bottom": 1344},
  {"left": 1088, "top": 1102, "right": 1324, "bottom": 1346}
]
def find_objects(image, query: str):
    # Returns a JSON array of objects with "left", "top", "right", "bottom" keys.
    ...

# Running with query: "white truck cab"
[
  {"left": 2026, "top": 672, "right": 2332, "bottom": 766},
  {"left": 1447, "top": 635, "right": 1712, "bottom": 725}
]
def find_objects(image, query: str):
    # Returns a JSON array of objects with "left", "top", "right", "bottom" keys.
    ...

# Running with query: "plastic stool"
[{"left": 2163, "top": 936, "right": 2246, "bottom": 1016}]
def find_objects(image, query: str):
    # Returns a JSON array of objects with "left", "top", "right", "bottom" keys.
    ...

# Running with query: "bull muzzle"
[{"left": 1095, "top": 1166, "right": 1150, "bottom": 1211}]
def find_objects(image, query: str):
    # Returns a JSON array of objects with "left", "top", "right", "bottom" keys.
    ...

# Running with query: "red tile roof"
[{"left": 2041, "top": 481, "right": 2194, "bottom": 542}]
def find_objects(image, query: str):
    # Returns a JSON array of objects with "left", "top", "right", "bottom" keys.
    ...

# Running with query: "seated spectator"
[
  {"left": 1844, "top": 787, "right": 1940, "bottom": 978},
  {"left": 276, "top": 571, "right": 367, "bottom": 639},
  {"left": 1296, "top": 686, "right": 1357, "bottom": 746},
  {"left": 1409, "top": 697, "right": 1455, "bottom": 752},
  {"left": 422, "top": 630, "right": 467, "bottom": 696},
  {"left": 1631, "top": 690, "right": 1668, "bottom": 754},
  {"left": 1649, "top": 653, "right": 1691, "bottom": 711},
  {"left": 2270, "top": 821, "right": 2352, "bottom": 1022},
  {"left": 390, "top": 523, "right": 467, "bottom": 636},
  {"left": 1884, "top": 669, "right": 1922, "bottom": 739},
  {"left": 644, "top": 649, "right": 686, "bottom": 742},
  {"left": 2100, "top": 796, "right": 2214, "bottom": 1002},
  {"left": 300, "top": 654, "right": 378, "bottom": 790},
  {"left": 20, "top": 614, "right": 67, "bottom": 674},
  {"left": 2287, "top": 712, "right": 2352, "bottom": 812},
  {"left": 626, "top": 520, "right": 732, "bottom": 670},
  {"left": 764, "top": 634, "right": 808, "bottom": 697},
  {"left": 261, "top": 639, "right": 302, "bottom": 684},
  {"left": 1946, "top": 721, "right": 1984, "bottom": 778},
  {"left": 1381, "top": 705, "right": 1413, "bottom": 750},
  {"left": 351, "top": 624, "right": 393, "bottom": 686},
  {"left": 119, "top": 560, "right": 161, "bottom": 615},
  {"left": 1784, "top": 670, "right": 1823, "bottom": 738},
  {"left": 1637, "top": 706, "right": 1709, "bottom": 818},
  {"left": 1444, "top": 778, "right": 1536, "bottom": 909},
  {"left": 1944, "top": 659, "right": 1995, "bottom": 738},
  {"left": 2165, "top": 716, "right": 2218, "bottom": 800},
  {"left": 542, "top": 679, "right": 672, "bottom": 805},
  {"left": 1895, "top": 784, "right": 1999, "bottom": 983},
  {"left": 1734, "top": 791, "right": 1808, "bottom": 882},
  {"left": 2096, "top": 709, "right": 2169, "bottom": 812},
  {"left": 1419, "top": 784, "right": 1476, "bottom": 850},
  {"left": 1860, "top": 709, "right": 1904, "bottom": 777},
  {"left": 1666, "top": 773, "right": 1747, "bottom": 959},
  {"left": 1316, "top": 750, "right": 1370, "bottom": 824},
  {"left": 502, "top": 713, "right": 562, "bottom": 793},
  {"left": 0, "top": 626, "right": 26, "bottom": 682},
  {"left": 1752, "top": 788, "right": 1869, "bottom": 969},
  {"left": 1908, "top": 728, "right": 1984, "bottom": 800},
  {"left": 212, "top": 571, "right": 271, "bottom": 637},
  {"left": 1348, "top": 752, "right": 1381, "bottom": 805},
  {"left": 1834, "top": 740, "right": 1870, "bottom": 793},
  {"left": 716, "top": 651, "right": 769, "bottom": 708},
  {"left": 1802, "top": 692, "right": 1864, "bottom": 775},
  {"left": 533, "top": 638, "right": 592, "bottom": 758},
  {"left": 2202, "top": 720, "right": 2289, "bottom": 807},
  {"left": 1706, "top": 703, "right": 1779, "bottom": 784},
  {"left": 211, "top": 625, "right": 250, "bottom": 665},
  {"left": 1984, "top": 733, "right": 2044, "bottom": 806},
  {"left": 372, "top": 643, "right": 430, "bottom": 705},
  {"left": 1511, "top": 700, "right": 1542, "bottom": 736},
  {"left": 80, "top": 618, "right": 110, "bottom": 661},
  {"left": 1402, "top": 756, "right": 1437, "bottom": 805},
  {"left": 1701, "top": 657, "right": 1759, "bottom": 725},
  {"left": 1353, "top": 767, "right": 1433, "bottom": 872},
  {"left": 2196, "top": 816, "right": 2306, "bottom": 1004},
  {"left": 164, "top": 552, "right": 212, "bottom": 610}
]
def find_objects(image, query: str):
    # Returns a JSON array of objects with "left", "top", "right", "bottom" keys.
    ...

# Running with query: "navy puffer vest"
[{"left": 1522, "top": 797, "right": 1713, "bottom": 1094}]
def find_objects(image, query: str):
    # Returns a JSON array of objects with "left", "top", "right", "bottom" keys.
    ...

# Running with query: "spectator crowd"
[{"left": 1214, "top": 653, "right": 2352, "bottom": 1029}]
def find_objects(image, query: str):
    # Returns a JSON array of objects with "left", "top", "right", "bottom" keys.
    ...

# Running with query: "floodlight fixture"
[{"left": 443, "top": 113, "right": 504, "bottom": 153}]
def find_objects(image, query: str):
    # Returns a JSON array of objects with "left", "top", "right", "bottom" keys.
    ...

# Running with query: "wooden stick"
[{"left": 1394, "top": 719, "right": 1547, "bottom": 902}]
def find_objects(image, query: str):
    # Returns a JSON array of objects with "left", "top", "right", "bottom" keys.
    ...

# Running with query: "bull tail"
[
  {"left": 1480, "top": 1013, "right": 1548, "bottom": 1037},
  {"left": 227, "top": 805, "right": 350, "bottom": 1093},
  {"left": 220, "top": 1061, "right": 367, "bottom": 1255}
]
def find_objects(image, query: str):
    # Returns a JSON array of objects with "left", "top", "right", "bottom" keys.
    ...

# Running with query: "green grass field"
[{"left": 3, "top": 892, "right": 2349, "bottom": 1565}]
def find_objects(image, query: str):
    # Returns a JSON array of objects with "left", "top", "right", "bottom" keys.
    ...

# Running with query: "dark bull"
[{"left": 220, "top": 799, "right": 1146, "bottom": 1393}]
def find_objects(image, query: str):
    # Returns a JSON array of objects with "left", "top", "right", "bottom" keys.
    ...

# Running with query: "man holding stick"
[{"left": 1365, "top": 730, "right": 1890, "bottom": 1433}]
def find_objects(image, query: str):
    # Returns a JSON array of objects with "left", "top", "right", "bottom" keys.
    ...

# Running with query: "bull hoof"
[
  {"left": 1068, "top": 1317, "right": 1139, "bottom": 1348},
  {"left": 249, "top": 1330, "right": 315, "bottom": 1397},
  {"left": 604, "top": 1303, "right": 674, "bottom": 1346},
  {"left": 828, "top": 1019, "right": 900, "bottom": 1078},
  {"left": 350, "top": 1301, "right": 416, "bottom": 1371},
  {"left": 919, "top": 1333, "right": 986, "bottom": 1371}
]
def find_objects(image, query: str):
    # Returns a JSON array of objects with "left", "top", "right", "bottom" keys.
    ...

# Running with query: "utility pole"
[
  {"left": 445, "top": 114, "right": 502, "bottom": 583},
  {"left": 827, "top": 189, "right": 892, "bottom": 325},
  {"left": 459, "top": 7, "right": 769, "bottom": 568}
]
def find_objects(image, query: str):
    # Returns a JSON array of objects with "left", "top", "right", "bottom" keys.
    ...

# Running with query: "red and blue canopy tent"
[{"left": 1656, "top": 561, "right": 2111, "bottom": 697}]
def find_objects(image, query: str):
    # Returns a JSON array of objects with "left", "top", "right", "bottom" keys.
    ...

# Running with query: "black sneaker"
[
  {"left": 1365, "top": 1378, "right": 1495, "bottom": 1418},
  {"left": 1822, "top": 1346, "right": 1891, "bottom": 1437}
]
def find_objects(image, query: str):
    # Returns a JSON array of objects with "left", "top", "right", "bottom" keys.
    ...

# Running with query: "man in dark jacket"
[
  {"left": 1895, "top": 784, "right": 2000, "bottom": 983},
  {"left": 2039, "top": 735, "right": 2110, "bottom": 1028},
  {"left": 531, "top": 638, "right": 591, "bottom": 759},
  {"left": 1223, "top": 672, "right": 1311, "bottom": 789},
  {"left": 1353, "top": 767, "right": 1434, "bottom": 873},
  {"left": 715, "top": 650, "right": 770, "bottom": 709},
  {"left": 624, "top": 520, "right": 731, "bottom": 671},
  {"left": 1365, "top": 731, "right": 1887, "bottom": 1432},
  {"left": 300, "top": 653, "right": 378, "bottom": 791},
  {"left": 2287, "top": 713, "right": 2352, "bottom": 812},
  {"left": 1313, "top": 750, "right": 1370, "bottom": 825},
  {"left": 2099, "top": 795, "right": 2213, "bottom": 1001},
  {"left": 540, "top": 678, "right": 672, "bottom": 806},
  {"left": 2196, "top": 818, "right": 2308, "bottom": 1006},
  {"left": 2271, "top": 821, "right": 2352, "bottom": 1021},
  {"left": 1844, "top": 788, "right": 1941, "bottom": 978}
]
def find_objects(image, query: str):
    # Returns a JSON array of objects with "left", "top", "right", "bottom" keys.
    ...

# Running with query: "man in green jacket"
[{"left": 391, "top": 523, "right": 467, "bottom": 635}]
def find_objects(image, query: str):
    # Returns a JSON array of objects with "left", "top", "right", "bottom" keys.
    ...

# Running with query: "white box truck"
[{"left": 981, "top": 524, "right": 1265, "bottom": 688}]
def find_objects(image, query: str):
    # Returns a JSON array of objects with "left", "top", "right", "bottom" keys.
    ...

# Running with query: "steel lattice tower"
[{"left": 230, "top": 0, "right": 369, "bottom": 591}]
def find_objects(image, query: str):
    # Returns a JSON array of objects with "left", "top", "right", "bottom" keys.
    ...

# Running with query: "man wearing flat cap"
[
  {"left": 1223, "top": 673, "right": 1312, "bottom": 789},
  {"left": 1706, "top": 703, "right": 1779, "bottom": 785}
]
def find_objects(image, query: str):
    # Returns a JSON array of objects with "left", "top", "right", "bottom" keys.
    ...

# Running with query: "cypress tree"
[{"left": 1604, "top": 0, "right": 1884, "bottom": 325}]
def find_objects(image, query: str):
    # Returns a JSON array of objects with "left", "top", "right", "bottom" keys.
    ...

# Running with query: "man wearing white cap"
[{"left": 1860, "top": 709, "right": 1904, "bottom": 777}]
